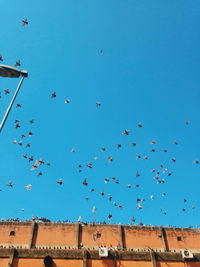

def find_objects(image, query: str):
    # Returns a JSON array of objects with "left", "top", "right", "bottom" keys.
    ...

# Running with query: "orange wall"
[
  {"left": 85, "top": 260, "right": 152, "bottom": 267},
  {"left": 0, "top": 258, "right": 9, "bottom": 267},
  {"left": 81, "top": 225, "right": 120, "bottom": 247},
  {"left": 165, "top": 229, "right": 200, "bottom": 249},
  {"left": 0, "top": 223, "right": 200, "bottom": 251},
  {"left": 34, "top": 224, "right": 76, "bottom": 246},
  {"left": 124, "top": 227, "right": 162, "bottom": 248},
  {"left": 13, "top": 258, "right": 83, "bottom": 267},
  {"left": 0, "top": 224, "right": 31, "bottom": 244}
]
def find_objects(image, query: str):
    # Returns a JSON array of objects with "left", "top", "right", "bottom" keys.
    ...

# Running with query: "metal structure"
[{"left": 0, "top": 65, "right": 28, "bottom": 133}]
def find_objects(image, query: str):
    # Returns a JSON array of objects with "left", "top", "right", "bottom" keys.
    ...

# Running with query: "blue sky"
[{"left": 0, "top": 0, "right": 200, "bottom": 227}]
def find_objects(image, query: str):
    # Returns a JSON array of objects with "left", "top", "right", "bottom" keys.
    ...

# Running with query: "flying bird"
[
  {"left": 22, "top": 18, "right": 28, "bottom": 26},
  {"left": 14, "top": 60, "right": 21, "bottom": 67},
  {"left": 57, "top": 179, "right": 63, "bottom": 185},
  {"left": 25, "top": 184, "right": 32, "bottom": 190},
  {"left": 64, "top": 99, "right": 70, "bottom": 104},
  {"left": 4, "top": 89, "right": 10, "bottom": 95},
  {"left": 51, "top": 92, "right": 56, "bottom": 98},
  {"left": 122, "top": 130, "right": 130, "bottom": 135}
]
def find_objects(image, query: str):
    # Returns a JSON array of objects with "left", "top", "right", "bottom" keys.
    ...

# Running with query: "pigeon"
[
  {"left": 4, "top": 89, "right": 10, "bottom": 94},
  {"left": 57, "top": 179, "right": 63, "bottom": 185},
  {"left": 64, "top": 99, "right": 70, "bottom": 104},
  {"left": 14, "top": 60, "right": 21, "bottom": 67},
  {"left": 51, "top": 92, "right": 56, "bottom": 98},
  {"left": 25, "top": 184, "right": 32, "bottom": 190},
  {"left": 122, "top": 130, "right": 130, "bottom": 135},
  {"left": 96, "top": 102, "right": 101, "bottom": 107},
  {"left": 22, "top": 18, "right": 28, "bottom": 26}
]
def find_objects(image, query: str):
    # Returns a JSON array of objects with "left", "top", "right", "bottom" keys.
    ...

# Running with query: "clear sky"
[{"left": 0, "top": 0, "right": 200, "bottom": 227}]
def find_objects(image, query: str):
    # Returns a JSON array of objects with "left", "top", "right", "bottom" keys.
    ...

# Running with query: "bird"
[
  {"left": 108, "top": 214, "right": 113, "bottom": 220},
  {"left": 71, "top": 148, "right": 75, "bottom": 152},
  {"left": 7, "top": 181, "right": 13, "bottom": 187},
  {"left": 26, "top": 143, "right": 31, "bottom": 148},
  {"left": 28, "top": 131, "right": 33, "bottom": 137},
  {"left": 16, "top": 104, "right": 22, "bottom": 108},
  {"left": 122, "top": 130, "right": 130, "bottom": 135},
  {"left": 86, "top": 162, "right": 92, "bottom": 168},
  {"left": 51, "top": 92, "right": 56, "bottom": 98},
  {"left": 131, "top": 216, "right": 135, "bottom": 222},
  {"left": 117, "top": 144, "right": 122, "bottom": 148},
  {"left": 22, "top": 153, "right": 27, "bottom": 159},
  {"left": 108, "top": 156, "right": 113, "bottom": 162},
  {"left": 82, "top": 179, "right": 88, "bottom": 186},
  {"left": 173, "top": 141, "right": 178, "bottom": 145},
  {"left": 136, "top": 171, "right": 140, "bottom": 177},
  {"left": 0, "top": 54, "right": 3, "bottom": 61},
  {"left": 57, "top": 179, "right": 63, "bottom": 185},
  {"left": 18, "top": 141, "right": 22, "bottom": 146},
  {"left": 193, "top": 160, "right": 199, "bottom": 164},
  {"left": 25, "top": 184, "right": 32, "bottom": 190},
  {"left": 15, "top": 123, "right": 20, "bottom": 129},
  {"left": 137, "top": 122, "right": 142, "bottom": 128},
  {"left": 64, "top": 99, "right": 70, "bottom": 104},
  {"left": 14, "top": 60, "right": 21, "bottom": 67},
  {"left": 22, "top": 18, "right": 28, "bottom": 26},
  {"left": 108, "top": 195, "right": 112, "bottom": 201},
  {"left": 104, "top": 178, "right": 109, "bottom": 184},
  {"left": 29, "top": 119, "right": 34, "bottom": 124},
  {"left": 150, "top": 139, "right": 156, "bottom": 144},
  {"left": 96, "top": 102, "right": 101, "bottom": 107},
  {"left": 101, "top": 147, "right": 106, "bottom": 151},
  {"left": 28, "top": 156, "right": 34, "bottom": 162},
  {"left": 4, "top": 89, "right": 10, "bottom": 94}
]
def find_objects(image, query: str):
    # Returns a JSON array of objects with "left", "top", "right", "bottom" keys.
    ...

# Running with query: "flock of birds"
[{"left": 0, "top": 18, "right": 199, "bottom": 225}]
